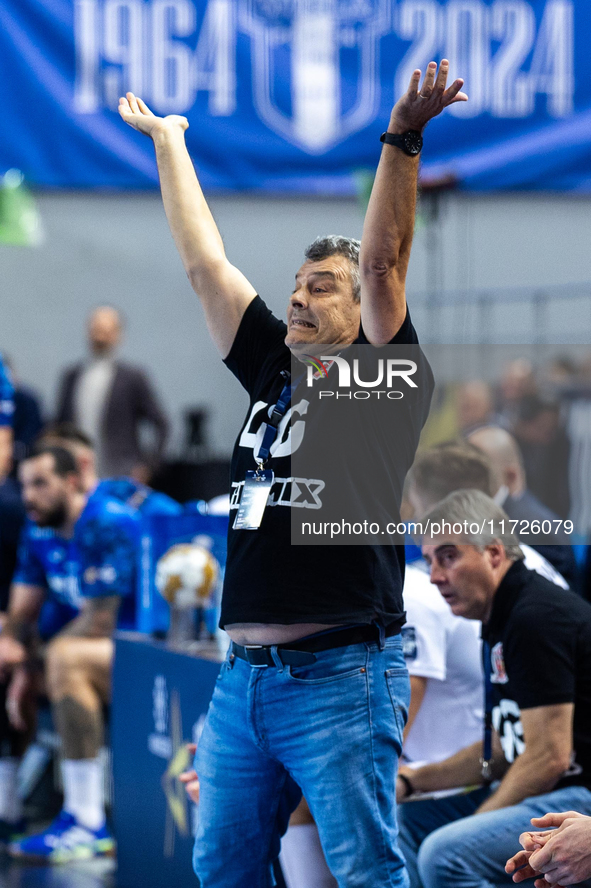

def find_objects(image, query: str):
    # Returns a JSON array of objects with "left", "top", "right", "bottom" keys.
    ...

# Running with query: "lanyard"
[
  {"left": 481, "top": 638, "right": 494, "bottom": 785},
  {"left": 255, "top": 370, "right": 303, "bottom": 469}
]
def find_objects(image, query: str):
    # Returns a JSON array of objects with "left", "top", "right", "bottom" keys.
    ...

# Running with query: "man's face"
[
  {"left": 285, "top": 256, "right": 360, "bottom": 354},
  {"left": 421, "top": 538, "right": 499, "bottom": 621},
  {"left": 19, "top": 455, "right": 73, "bottom": 528},
  {"left": 88, "top": 308, "right": 121, "bottom": 356}
]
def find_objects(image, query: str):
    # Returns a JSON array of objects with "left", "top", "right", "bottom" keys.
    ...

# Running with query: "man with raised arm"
[{"left": 119, "top": 63, "right": 467, "bottom": 888}]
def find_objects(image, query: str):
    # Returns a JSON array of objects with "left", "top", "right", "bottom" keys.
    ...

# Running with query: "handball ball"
[{"left": 155, "top": 543, "right": 219, "bottom": 610}]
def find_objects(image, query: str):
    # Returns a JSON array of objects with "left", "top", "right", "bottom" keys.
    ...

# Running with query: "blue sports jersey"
[
  {"left": 14, "top": 489, "right": 141, "bottom": 638},
  {"left": 0, "top": 355, "right": 15, "bottom": 429},
  {"left": 95, "top": 478, "right": 182, "bottom": 518}
]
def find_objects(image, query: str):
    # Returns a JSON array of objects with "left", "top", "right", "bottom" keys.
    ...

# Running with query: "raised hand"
[
  {"left": 118, "top": 92, "right": 188, "bottom": 139},
  {"left": 390, "top": 60, "right": 468, "bottom": 133}
]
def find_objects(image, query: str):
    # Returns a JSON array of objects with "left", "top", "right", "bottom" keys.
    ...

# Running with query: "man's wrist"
[
  {"left": 397, "top": 772, "right": 415, "bottom": 798},
  {"left": 152, "top": 121, "right": 187, "bottom": 147},
  {"left": 386, "top": 117, "right": 412, "bottom": 136},
  {"left": 387, "top": 114, "right": 426, "bottom": 137}
]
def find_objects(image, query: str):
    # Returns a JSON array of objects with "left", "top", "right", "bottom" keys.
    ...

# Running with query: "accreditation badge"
[{"left": 233, "top": 470, "right": 274, "bottom": 530}]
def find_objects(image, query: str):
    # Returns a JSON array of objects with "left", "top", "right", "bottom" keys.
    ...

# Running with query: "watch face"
[{"left": 404, "top": 131, "right": 423, "bottom": 156}]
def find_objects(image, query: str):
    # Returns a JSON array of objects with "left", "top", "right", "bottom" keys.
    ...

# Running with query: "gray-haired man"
[
  {"left": 397, "top": 489, "right": 591, "bottom": 888},
  {"left": 119, "top": 62, "right": 466, "bottom": 888}
]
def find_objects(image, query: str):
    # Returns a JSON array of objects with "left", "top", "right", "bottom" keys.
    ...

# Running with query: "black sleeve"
[
  {"left": 356, "top": 306, "right": 419, "bottom": 345},
  {"left": 503, "top": 601, "right": 576, "bottom": 710},
  {"left": 223, "top": 296, "right": 288, "bottom": 395}
]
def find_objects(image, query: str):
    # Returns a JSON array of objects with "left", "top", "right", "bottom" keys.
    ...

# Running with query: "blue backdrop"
[{"left": 1, "top": 0, "right": 589, "bottom": 192}]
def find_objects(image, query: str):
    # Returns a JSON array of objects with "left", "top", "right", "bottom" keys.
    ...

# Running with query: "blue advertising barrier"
[
  {"left": 0, "top": 0, "right": 589, "bottom": 192},
  {"left": 111, "top": 635, "right": 221, "bottom": 888}
]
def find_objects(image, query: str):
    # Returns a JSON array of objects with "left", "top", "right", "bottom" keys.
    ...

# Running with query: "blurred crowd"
[{"left": 418, "top": 353, "right": 591, "bottom": 596}]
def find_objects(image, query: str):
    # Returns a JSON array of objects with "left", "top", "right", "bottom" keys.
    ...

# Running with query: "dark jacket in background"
[
  {"left": 0, "top": 478, "right": 25, "bottom": 610},
  {"left": 12, "top": 385, "right": 43, "bottom": 464},
  {"left": 56, "top": 362, "right": 169, "bottom": 476},
  {"left": 504, "top": 489, "right": 578, "bottom": 591}
]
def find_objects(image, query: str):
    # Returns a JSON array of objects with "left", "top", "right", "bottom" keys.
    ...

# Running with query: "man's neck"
[
  {"left": 482, "top": 558, "right": 516, "bottom": 624},
  {"left": 59, "top": 492, "right": 88, "bottom": 538}
]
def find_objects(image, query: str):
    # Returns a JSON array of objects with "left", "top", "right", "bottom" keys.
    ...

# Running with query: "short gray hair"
[
  {"left": 304, "top": 235, "right": 361, "bottom": 302},
  {"left": 421, "top": 489, "right": 525, "bottom": 561}
]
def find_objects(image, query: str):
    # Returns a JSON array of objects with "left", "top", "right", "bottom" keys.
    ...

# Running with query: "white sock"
[
  {"left": 0, "top": 758, "right": 22, "bottom": 823},
  {"left": 61, "top": 758, "right": 105, "bottom": 831},
  {"left": 280, "top": 824, "right": 337, "bottom": 888}
]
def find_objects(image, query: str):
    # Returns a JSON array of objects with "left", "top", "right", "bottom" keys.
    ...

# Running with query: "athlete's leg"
[{"left": 46, "top": 636, "right": 112, "bottom": 830}]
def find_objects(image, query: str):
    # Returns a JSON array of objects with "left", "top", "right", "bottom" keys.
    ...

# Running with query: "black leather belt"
[{"left": 230, "top": 621, "right": 401, "bottom": 668}]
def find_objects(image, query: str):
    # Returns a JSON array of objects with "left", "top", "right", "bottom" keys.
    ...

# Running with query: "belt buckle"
[{"left": 243, "top": 644, "right": 269, "bottom": 668}]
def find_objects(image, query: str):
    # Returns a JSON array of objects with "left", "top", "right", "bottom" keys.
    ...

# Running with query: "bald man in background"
[
  {"left": 468, "top": 425, "right": 577, "bottom": 589},
  {"left": 55, "top": 307, "right": 169, "bottom": 481}
]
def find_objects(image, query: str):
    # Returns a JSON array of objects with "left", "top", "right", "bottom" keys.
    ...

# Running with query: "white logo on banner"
[
  {"left": 239, "top": 0, "right": 390, "bottom": 152},
  {"left": 74, "top": 0, "right": 575, "bottom": 141}
]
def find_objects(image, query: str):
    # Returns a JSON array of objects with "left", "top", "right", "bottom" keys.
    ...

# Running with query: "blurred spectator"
[
  {"left": 456, "top": 381, "right": 498, "bottom": 436},
  {"left": 0, "top": 478, "right": 25, "bottom": 612},
  {"left": 512, "top": 395, "right": 570, "bottom": 519},
  {"left": 40, "top": 423, "right": 181, "bottom": 518},
  {"left": 1, "top": 356, "right": 43, "bottom": 467},
  {"left": 562, "top": 354, "right": 591, "bottom": 539},
  {"left": 55, "top": 306, "right": 169, "bottom": 481},
  {"left": 468, "top": 425, "right": 577, "bottom": 588},
  {"left": 0, "top": 353, "right": 25, "bottom": 610},
  {"left": 495, "top": 358, "right": 536, "bottom": 429}
]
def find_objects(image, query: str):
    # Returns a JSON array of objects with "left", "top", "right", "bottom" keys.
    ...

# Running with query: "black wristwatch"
[{"left": 380, "top": 130, "right": 423, "bottom": 157}]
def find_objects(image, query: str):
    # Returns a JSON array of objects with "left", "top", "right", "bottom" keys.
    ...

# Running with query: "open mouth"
[{"left": 290, "top": 318, "right": 316, "bottom": 329}]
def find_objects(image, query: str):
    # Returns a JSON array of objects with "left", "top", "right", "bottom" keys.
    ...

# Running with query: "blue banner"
[{"left": 0, "top": 0, "right": 588, "bottom": 192}]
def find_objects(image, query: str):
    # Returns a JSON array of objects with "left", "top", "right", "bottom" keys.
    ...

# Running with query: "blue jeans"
[
  {"left": 193, "top": 635, "right": 410, "bottom": 888},
  {"left": 398, "top": 784, "right": 591, "bottom": 888}
]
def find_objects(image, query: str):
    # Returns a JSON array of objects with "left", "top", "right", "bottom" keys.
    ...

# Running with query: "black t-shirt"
[
  {"left": 483, "top": 559, "right": 591, "bottom": 790},
  {"left": 221, "top": 296, "right": 433, "bottom": 627}
]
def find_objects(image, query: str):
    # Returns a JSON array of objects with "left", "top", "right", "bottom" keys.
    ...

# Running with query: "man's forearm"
[
  {"left": 3, "top": 617, "right": 35, "bottom": 647},
  {"left": 152, "top": 125, "right": 226, "bottom": 285},
  {"left": 477, "top": 752, "right": 565, "bottom": 814},
  {"left": 403, "top": 741, "right": 487, "bottom": 793},
  {"left": 360, "top": 116, "right": 419, "bottom": 286}
]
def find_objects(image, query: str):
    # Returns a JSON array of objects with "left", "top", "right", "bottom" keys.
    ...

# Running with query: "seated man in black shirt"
[
  {"left": 119, "top": 62, "right": 466, "bottom": 888},
  {"left": 396, "top": 489, "right": 591, "bottom": 888}
]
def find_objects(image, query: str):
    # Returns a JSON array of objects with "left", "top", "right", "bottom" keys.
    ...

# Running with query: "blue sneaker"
[{"left": 8, "top": 810, "right": 115, "bottom": 863}]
